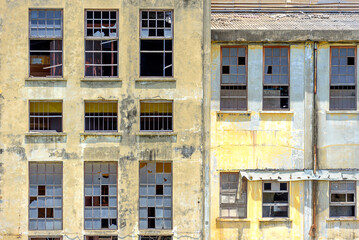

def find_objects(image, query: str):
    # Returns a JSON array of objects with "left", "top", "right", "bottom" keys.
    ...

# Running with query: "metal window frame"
[
  {"left": 138, "top": 161, "right": 173, "bottom": 230},
  {"left": 29, "top": 9, "right": 63, "bottom": 78},
  {"left": 83, "top": 162, "right": 118, "bottom": 230},
  {"left": 262, "top": 46, "right": 290, "bottom": 111},
  {"left": 29, "top": 100, "right": 63, "bottom": 132},
  {"left": 139, "top": 100, "right": 174, "bottom": 132},
  {"left": 84, "top": 10, "right": 119, "bottom": 77},
  {"left": 262, "top": 181, "right": 290, "bottom": 218},
  {"left": 329, "top": 181, "right": 356, "bottom": 217},
  {"left": 29, "top": 237, "right": 63, "bottom": 240},
  {"left": 219, "top": 172, "right": 247, "bottom": 218},
  {"left": 28, "top": 162, "right": 63, "bottom": 231},
  {"left": 220, "top": 46, "right": 248, "bottom": 111},
  {"left": 329, "top": 46, "right": 357, "bottom": 110},
  {"left": 84, "top": 236, "right": 118, "bottom": 240},
  {"left": 139, "top": 236, "right": 173, "bottom": 240},
  {"left": 84, "top": 100, "right": 118, "bottom": 132}
]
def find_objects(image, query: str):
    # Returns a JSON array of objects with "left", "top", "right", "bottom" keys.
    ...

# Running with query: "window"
[
  {"left": 84, "top": 162, "right": 117, "bottom": 230},
  {"left": 29, "top": 10, "right": 62, "bottom": 77},
  {"left": 85, "top": 10, "right": 118, "bottom": 77},
  {"left": 29, "top": 238, "right": 61, "bottom": 240},
  {"left": 220, "top": 173, "right": 247, "bottom": 218},
  {"left": 85, "top": 237, "right": 118, "bottom": 240},
  {"left": 140, "top": 101, "right": 173, "bottom": 131},
  {"left": 263, "top": 47, "right": 289, "bottom": 110},
  {"left": 221, "top": 47, "right": 247, "bottom": 110},
  {"left": 29, "top": 163, "right": 62, "bottom": 230},
  {"left": 330, "top": 47, "right": 356, "bottom": 110},
  {"left": 139, "top": 237, "right": 172, "bottom": 240},
  {"left": 140, "top": 10, "right": 173, "bottom": 77},
  {"left": 139, "top": 162, "right": 172, "bottom": 229},
  {"left": 29, "top": 101, "right": 62, "bottom": 132},
  {"left": 85, "top": 102, "right": 118, "bottom": 131},
  {"left": 262, "top": 181, "right": 289, "bottom": 218},
  {"left": 330, "top": 181, "right": 356, "bottom": 217}
]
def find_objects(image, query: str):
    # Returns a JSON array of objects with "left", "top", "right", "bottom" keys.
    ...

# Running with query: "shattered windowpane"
[
  {"left": 86, "top": 10, "right": 118, "bottom": 38},
  {"left": 329, "top": 181, "right": 356, "bottom": 217},
  {"left": 262, "top": 181, "right": 289, "bottom": 218}
]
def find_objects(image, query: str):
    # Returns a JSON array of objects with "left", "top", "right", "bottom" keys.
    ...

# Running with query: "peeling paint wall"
[{"left": 0, "top": 0, "right": 208, "bottom": 239}]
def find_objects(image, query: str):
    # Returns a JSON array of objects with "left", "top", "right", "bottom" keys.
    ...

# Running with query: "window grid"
[
  {"left": 329, "top": 181, "right": 356, "bottom": 217},
  {"left": 140, "top": 101, "right": 173, "bottom": 132},
  {"left": 85, "top": 236, "right": 118, "bottom": 240},
  {"left": 221, "top": 47, "right": 247, "bottom": 110},
  {"left": 85, "top": 102, "right": 118, "bottom": 132},
  {"left": 330, "top": 47, "right": 356, "bottom": 110},
  {"left": 30, "top": 10, "right": 62, "bottom": 38},
  {"left": 29, "top": 238, "right": 62, "bottom": 240},
  {"left": 139, "top": 237, "right": 172, "bottom": 240},
  {"left": 220, "top": 173, "right": 247, "bottom": 218},
  {"left": 263, "top": 47, "right": 290, "bottom": 110},
  {"left": 262, "top": 181, "right": 289, "bottom": 218},
  {"left": 29, "top": 163, "right": 63, "bottom": 230},
  {"left": 84, "top": 162, "right": 118, "bottom": 230},
  {"left": 139, "top": 162, "right": 172, "bottom": 229},
  {"left": 29, "top": 101, "right": 63, "bottom": 132},
  {"left": 86, "top": 11, "right": 118, "bottom": 38}
]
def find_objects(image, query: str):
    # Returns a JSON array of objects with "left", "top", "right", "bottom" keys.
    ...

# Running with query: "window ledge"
[
  {"left": 326, "top": 217, "right": 357, "bottom": 221},
  {"left": 136, "top": 132, "right": 177, "bottom": 136},
  {"left": 259, "top": 218, "right": 292, "bottom": 222},
  {"left": 217, "top": 111, "right": 251, "bottom": 114},
  {"left": 138, "top": 229, "right": 173, "bottom": 235},
  {"left": 26, "top": 132, "right": 67, "bottom": 136},
  {"left": 135, "top": 78, "right": 176, "bottom": 82},
  {"left": 81, "top": 77, "right": 122, "bottom": 82},
  {"left": 259, "top": 111, "right": 294, "bottom": 114},
  {"left": 26, "top": 77, "right": 66, "bottom": 81},
  {"left": 326, "top": 110, "right": 359, "bottom": 114},
  {"left": 216, "top": 217, "right": 250, "bottom": 222},
  {"left": 80, "top": 132, "right": 122, "bottom": 136}
]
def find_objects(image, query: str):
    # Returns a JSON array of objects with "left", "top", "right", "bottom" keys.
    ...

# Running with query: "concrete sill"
[
  {"left": 217, "top": 111, "right": 251, "bottom": 114},
  {"left": 81, "top": 77, "right": 122, "bottom": 82},
  {"left": 135, "top": 78, "right": 176, "bottom": 82},
  {"left": 259, "top": 218, "right": 292, "bottom": 222},
  {"left": 327, "top": 217, "right": 357, "bottom": 221},
  {"left": 259, "top": 111, "right": 294, "bottom": 114},
  {"left": 136, "top": 132, "right": 177, "bottom": 136},
  {"left": 326, "top": 110, "right": 359, "bottom": 114},
  {"left": 139, "top": 229, "right": 173, "bottom": 236},
  {"left": 217, "top": 217, "right": 250, "bottom": 222},
  {"left": 80, "top": 132, "right": 122, "bottom": 136},
  {"left": 26, "top": 77, "right": 66, "bottom": 81},
  {"left": 26, "top": 132, "right": 67, "bottom": 136}
]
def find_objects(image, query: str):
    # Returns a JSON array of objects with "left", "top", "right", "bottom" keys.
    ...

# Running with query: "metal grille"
[
  {"left": 262, "top": 181, "right": 289, "bottom": 218},
  {"left": 140, "top": 11, "right": 173, "bottom": 77},
  {"left": 85, "top": 102, "right": 118, "bottom": 131},
  {"left": 140, "top": 101, "right": 173, "bottom": 131},
  {"left": 139, "top": 162, "right": 172, "bottom": 229},
  {"left": 330, "top": 47, "right": 356, "bottom": 110},
  {"left": 263, "top": 47, "right": 289, "bottom": 110},
  {"left": 86, "top": 237, "right": 118, "bottom": 240},
  {"left": 29, "top": 101, "right": 62, "bottom": 132},
  {"left": 29, "top": 163, "right": 62, "bottom": 230},
  {"left": 29, "top": 238, "right": 61, "bottom": 240},
  {"left": 330, "top": 181, "right": 356, "bottom": 217},
  {"left": 84, "top": 162, "right": 117, "bottom": 230},
  {"left": 139, "top": 237, "right": 172, "bottom": 240},
  {"left": 220, "top": 173, "right": 247, "bottom": 218},
  {"left": 85, "top": 10, "right": 118, "bottom": 77},
  {"left": 221, "top": 47, "right": 247, "bottom": 110}
]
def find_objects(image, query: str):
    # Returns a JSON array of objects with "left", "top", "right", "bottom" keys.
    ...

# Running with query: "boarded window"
[
  {"left": 330, "top": 181, "right": 356, "bottom": 217},
  {"left": 221, "top": 47, "right": 247, "bottom": 110},
  {"left": 263, "top": 47, "right": 289, "bottom": 110},
  {"left": 85, "top": 236, "right": 118, "bottom": 240},
  {"left": 29, "top": 163, "right": 62, "bottom": 230},
  {"left": 139, "top": 162, "right": 172, "bottom": 229},
  {"left": 140, "top": 101, "right": 173, "bottom": 131},
  {"left": 29, "top": 101, "right": 62, "bottom": 132},
  {"left": 29, "top": 10, "right": 63, "bottom": 77},
  {"left": 330, "top": 47, "right": 356, "bottom": 110},
  {"left": 140, "top": 10, "right": 173, "bottom": 77},
  {"left": 84, "top": 162, "right": 117, "bottom": 230},
  {"left": 85, "top": 10, "right": 118, "bottom": 77},
  {"left": 262, "top": 181, "right": 289, "bottom": 218},
  {"left": 139, "top": 237, "right": 172, "bottom": 240},
  {"left": 85, "top": 102, "right": 118, "bottom": 131},
  {"left": 220, "top": 173, "right": 247, "bottom": 218}
]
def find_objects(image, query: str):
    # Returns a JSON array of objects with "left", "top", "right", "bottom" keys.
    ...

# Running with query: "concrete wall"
[{"left": 0, "top": 0, "right": 208, "bottom": 239}]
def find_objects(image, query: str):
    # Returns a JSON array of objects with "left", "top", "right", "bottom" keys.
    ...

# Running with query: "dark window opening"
[
  {"left": 348, "top": 57, "right": 355, "bottom": 66},
  {"left": 329, "top": 181, "right": 356, "bottom": 217},
  {"left": 30, "top": 40, "right": 62, "bottom": 77},
  {"left": 263, "top": 86, "right": 289, "bottom": 110},
  {"left": 280, "top": 183, "right": 287, "bottom": 191},
  {"left": 222, "top": 66, "right": 230, "bottom": 74},
  {"left": 264, "top": 183, "right": 271, "bottom": 191},
  {"left": 267, "top": 66, "right": 272, "bottom": 74},
  {"left": 263, "top": 182, "right": 289, "bottom": 218},
  {"left": 38, "top": 185, "right": 46, "bottom": 195},
  {"left": 238, "top": 57, "right": 245, "bottom": 65}
]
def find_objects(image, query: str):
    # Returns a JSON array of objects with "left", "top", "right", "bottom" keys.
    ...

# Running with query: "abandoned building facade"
[{"left": 2, "top": 0, "right": 359, "bottom": 240}]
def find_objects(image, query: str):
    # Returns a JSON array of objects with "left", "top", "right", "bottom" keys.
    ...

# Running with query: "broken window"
[
  {"left": 139, "top": 237, "right": 172, "bottom": 240},
  {"left": 139, "top": 162, "right": 172, "bottom": 229},
  {"left": 330, "top": 181, "right": 356, "bottom": 217},
  {"left": 262, "top": 181, "right": 289, "bottom": 218},
  {"left": 84, "top": 162, "right": 117, "bottom": 230},
  {"left": 221, "top": 47, "right": 247, "bottom": 110},
  {"left": 29, "top": 238, "right": 61, "bottom": 240},
  {"left": 29, "top": 163, "right": 62, "bottom": 230},
  {"left": 140, "top": 10, "right": 173, "bottom": 77},
  {"left": 29, "top": 10, "right": 62, "bottom": 77},
  {"left": 29, "top": 101, "right": 62, "bottom": 132},
  {"left": 140, "top": 101, "right": 173, "bottom": 131},
  {"left": 220, "top": 173, "right": 247, "bottom": 218},
  {"left": 85, "top": 10, "right": 118, "bottom": 77},
  {"left": 85, "top": 102, "right": 118, "bottom": 131},
  {"left": 263, "top": 47, "right": 289, "bottom": 110},
  {"left": 85, "top": 237, "right": 118, "bottom": 240},
  {"left": 330, "top": 47, "right": 356, "bottom": 110}
]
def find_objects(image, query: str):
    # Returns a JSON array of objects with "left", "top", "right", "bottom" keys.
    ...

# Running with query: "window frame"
[
  {"left": 29, "top": 100, "right": 63, "bottom": 132},
  {"left": 139, "top": 9, "right": 174, "bottom": 78},
  {"left": 262, "top": 46, "right": 290, "bottom": 111},
  {"left": 84, "top": 237, "right": 118, "bottom": 240},
  {"left": 29, "top": 9, "right": 64, "bottom": 78},
  {"left": 262, "top": 181, "right": 289, "bottom": 218},
  {"left": 329, "top": 46, "right": 357, "bottom": 111},
  {"left": 220, "top": 46, "right": 248, "bottom": 111},
  {"left": 139, "top": 236, "right": 172, "bottom": 240},
  {"left": 329, "top": 181, "right": 356, "bottom": 218},
  {"left": 84, "top": 9, "right": 119, "bottom": 78},
  {"left": 139, "top": 100, "right": 174, "bottom": 132},
  {"left": 84, "top": 100, "right": 118, "bottom": 132},
  {"left": 29, "top": 237, "right": 62, "bottom": 240}
]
